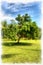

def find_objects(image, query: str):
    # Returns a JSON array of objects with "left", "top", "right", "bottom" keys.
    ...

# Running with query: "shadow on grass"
[
  {"left": 2, "top": 42, "right": 32, "bottom": 46},
  {"left": 21, "top": 48, "right": 41, "bottom": 51},
  {"left": 2, "top": 53, "right": 19, "bottom": 58}
]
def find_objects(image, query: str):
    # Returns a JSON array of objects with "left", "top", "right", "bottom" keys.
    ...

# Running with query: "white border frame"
[{"left": 0, "top": 0, "right": 43, "bottom": 65}]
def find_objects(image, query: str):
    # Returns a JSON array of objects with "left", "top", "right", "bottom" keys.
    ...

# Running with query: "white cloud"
[
  {"left": 2, "top": 0, "right": 41, "bottom": 3},
  {"left": 0, "top": 0, "right": 41, "bottom": 21},
  {"left": 0, "top": 2, "right": 15, "bottom": 21},
  {"left": 0, "top": 11, "right": 15, "bottom": 21}
]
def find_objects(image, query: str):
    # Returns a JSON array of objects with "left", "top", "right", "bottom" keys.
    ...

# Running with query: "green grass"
[{"left": 2, "top": 40, "right": 41, "bottom": 63}]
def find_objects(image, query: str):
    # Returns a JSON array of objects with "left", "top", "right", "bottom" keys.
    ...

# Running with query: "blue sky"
[{"left": 1, "top": 1, "right": 41, "bottom": 27}]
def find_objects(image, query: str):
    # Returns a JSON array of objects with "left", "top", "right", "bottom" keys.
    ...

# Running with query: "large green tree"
[
  {"left": 15, "top": 14, "right": 41, "bottom": 43},
  {"left": 2, "top": 14, "right": 41, "bottom": 43}
]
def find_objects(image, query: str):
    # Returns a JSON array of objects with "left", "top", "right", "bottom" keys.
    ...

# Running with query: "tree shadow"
[
  {"left": 2, "top": 42, "right": 32, "bottom": 46},
  {"left": 2, "top": 53, "right": 19, "bottom": 58},
  {"left": 21, "top": 48, "right": 41, "bottom": 51},
  {"left": 2, "top": 49, "right": 41, "bottom": 59}
]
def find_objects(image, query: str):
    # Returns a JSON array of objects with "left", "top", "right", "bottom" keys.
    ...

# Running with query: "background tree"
[
  {"left": 2, "top": 20, "right": 18, "bottom": 40},
  {"left": 2, "top": 20, "right": 8, "bottom": 39}
]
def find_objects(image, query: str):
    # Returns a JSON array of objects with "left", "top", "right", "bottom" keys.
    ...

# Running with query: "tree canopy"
[{"left": 2, "top": 14, "right": 41, "bottom": 43}]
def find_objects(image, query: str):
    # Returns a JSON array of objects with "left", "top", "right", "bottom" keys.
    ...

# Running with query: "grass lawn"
[{"left": 2, "top": 39, "right": 41, "bottom": 63}]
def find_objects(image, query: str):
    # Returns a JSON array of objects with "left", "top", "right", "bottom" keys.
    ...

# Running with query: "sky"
[{"left": 0, "top": 0, "right": 41, "bottom": 27}]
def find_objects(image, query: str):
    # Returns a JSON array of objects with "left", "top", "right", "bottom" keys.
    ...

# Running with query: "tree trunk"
[{"left": 17, "top": 36, "right": 21, "bottom": 43}]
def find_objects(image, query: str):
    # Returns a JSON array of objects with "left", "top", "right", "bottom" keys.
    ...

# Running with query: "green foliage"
[
  {"left": 2, "top": 20, "right": 18, "bottom": 41},
  {"left": 16, "top": 14, "right": 41, "bottom": 41},
  {"left": 2, "top": 14, "right": 41, "bottom": 42},
  {"left": 2, "top": 20, "right": 7, "bottom": 27}
]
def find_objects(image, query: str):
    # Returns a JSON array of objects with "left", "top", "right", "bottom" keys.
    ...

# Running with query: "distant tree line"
[{"left": 2, "top": 14, "right": 41, "bottom": 43}]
